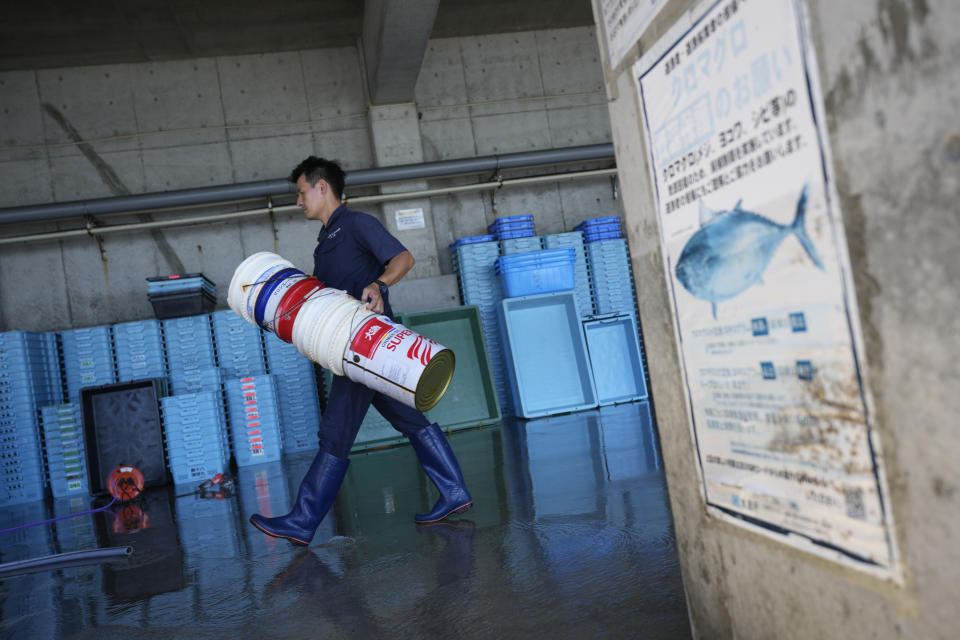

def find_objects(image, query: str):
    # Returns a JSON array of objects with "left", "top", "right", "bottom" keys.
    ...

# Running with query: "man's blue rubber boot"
[
  {"left": 410, "top": 424, "right": 472, "bottom": 523},
  {"left": 249, "top": 450, "right": 349, "bottom": 545}
]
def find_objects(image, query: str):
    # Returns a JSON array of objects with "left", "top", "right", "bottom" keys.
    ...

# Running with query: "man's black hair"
[{"left": 289, "top": 156, "right": 346, "bottom": 200}]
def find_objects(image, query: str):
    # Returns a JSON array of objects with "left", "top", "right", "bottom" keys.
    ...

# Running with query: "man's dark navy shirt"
[{"left": 312, "top": 204, "right": 407, "bottom": 318}]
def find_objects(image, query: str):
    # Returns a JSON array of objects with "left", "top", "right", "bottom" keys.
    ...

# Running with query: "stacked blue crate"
[
  {"left": 147, "top": 274, "right": 216, "bottom": 298},
  {"left": 40, "top": 403, "right": 88, "bottom": 498},
  {"left": 60, "top": 327, "right": 115, "bottom": 403},
  {"left": 161, "top": 392, "right": 230, "bottom": 485},
  {"left": 112, "top": 319, "right": 166, "bottom": 382},
  {"left": 162, "top": 315, "right": 220, "bottom": 395},
  {"left": 575, "top": 216, "right": 623, "bottom": 242},
  {"left": 146, "top": 273, "right": 217, "bottom": 319},
  {"left": 489, "top": 214, "right": 534, "bottom": 240},
  {"left": 453, "top": 239, "right": 512, "bottom": 416},
  {"left": 225, "top": 375, "right": 284, "bottom": 466},
  {"left": 263, "top": 333, "right": 322, "bottom": 453},
  {"left": 449, "top": 234, "right": 494, "bottom": 275},
  {"left": 500, "top": 235, "right": 544, "bottom": 255},
  {"left": 42, "top": 332, "right": 62, "bottom": 401},
  {"left": 211, "top": 310, "right": 267, "bottom": 379},
  {"left": 495, "top": 248, "right": 576, "bottom": 297},
  {"left": 1, "top": 331, "right": 61, "bottom": 506},
  {"left": 586, "top": 238, "right": 638, "bottom": 319},
  {"left": 544, "top": 232, "right": 595, "bottom": 318}
]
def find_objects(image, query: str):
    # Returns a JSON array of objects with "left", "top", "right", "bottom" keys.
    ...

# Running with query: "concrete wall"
[
  {"left": 592, "top": 0, "right": 959, "bottom": 638},
  {"left": 0, "top": 25, "right": 618, "bottom": 331}
]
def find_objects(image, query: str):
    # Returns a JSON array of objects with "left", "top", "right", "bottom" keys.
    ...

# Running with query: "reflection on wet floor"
[{"left": 0, "top": 402, "right": 691, "bottom": 639}]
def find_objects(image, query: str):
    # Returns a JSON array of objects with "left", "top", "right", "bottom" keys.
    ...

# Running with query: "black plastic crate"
[
  {"left": 148, "top": 290, "right": 216, "bottom": 319},
  {"left": 80, "top": 378, "right": 169, "bottom": 493}
]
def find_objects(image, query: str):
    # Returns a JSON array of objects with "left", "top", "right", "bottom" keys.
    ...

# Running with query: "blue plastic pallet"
[{"left": 498, "top": 292, "right": 598, "bottom": 419}]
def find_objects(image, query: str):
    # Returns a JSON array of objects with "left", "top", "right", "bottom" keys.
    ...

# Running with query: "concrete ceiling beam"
[{"left": 362, "top": 0, "right": 441, "bottom": 104}]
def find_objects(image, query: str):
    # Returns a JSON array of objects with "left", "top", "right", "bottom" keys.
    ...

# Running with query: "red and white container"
[
  {"left": 228, "top": 252, "right": 454, "bottom": 411},
  {"left": 341, "top": 315, "right": 454, "bottom": 411}
]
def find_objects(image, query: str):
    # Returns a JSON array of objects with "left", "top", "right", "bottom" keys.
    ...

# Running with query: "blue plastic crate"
[
  {"left": 450, "top": 234, "right": 496, "bottom": 249},
  {"left": 488, "top": 214, "right": 533, "bottom": 230},
  {"left": 48, "top": 468, "right": 89, "bottom": 498},
  {"left": 147, "top": 273, "right": 216, "bottom": 300},
  {"left": 497, "top": 292, "right": 598, "bottom": 418},
  {"left": 224, "top": 375, "right": 283, "bottom": 466},
  {"left": 168, "top": 458, "right": 228, "bottom": 485},
  {"left": 544, "top": 231, "right": 586, "bottom": 246},
  {"left": 0, "top": 476, "right": 45, "bottom": 506},
  {"left": 166, "top": 441, "right": 227, "bottom": 461},
  {"left": 495, "top": 249, "right": 577, "bottom": 297},
  {"left": 456, "top": 241, "right": 500, "bottom": 256},
  {"left": 578, "top": 220, "right": 621, "bottom": 232},
  {"left": 584, "top": 229, "right": 623, "bottom": 242},
  {"left": 585, "top": 238, "right": 628, "bottom": 254},
  {"left": 582, "top": 314, "right": 648, "bottom": 406},
  {"left": 500, "top": 236, "right": 544, "bottom": 254},
  {"left": 168, "top": 366, "right": 223, "bottom": 395},
  {"left": 575, "top": 216, "right": 620, "bottom": 229},
  {"left": 495, "top": 227, "right": 537, "bottom": 240},
  {"left": 211, "top": 311, "right": 267, "bottom": 378}
]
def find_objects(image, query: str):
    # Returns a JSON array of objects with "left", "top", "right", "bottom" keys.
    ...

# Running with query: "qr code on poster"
[{"left": 845, "top": 487, "right": 865, "bottom": 520}]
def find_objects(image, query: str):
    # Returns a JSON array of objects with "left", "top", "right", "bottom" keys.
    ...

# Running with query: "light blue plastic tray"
[
  {"left": 498, "top": 292, "right": 597, "bottom": 418},
  {"left": 582, "top": 314, "right": 648, "bottom": 406}
]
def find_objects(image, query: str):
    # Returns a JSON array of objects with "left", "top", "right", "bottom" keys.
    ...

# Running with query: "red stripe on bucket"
[{"left": 273, "top": 277, "right": 326, "bottom": 343}]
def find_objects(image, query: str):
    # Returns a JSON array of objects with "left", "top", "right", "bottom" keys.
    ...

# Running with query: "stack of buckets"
[{"left": 228, "top": 252, "right": 454, "bottom": 412}]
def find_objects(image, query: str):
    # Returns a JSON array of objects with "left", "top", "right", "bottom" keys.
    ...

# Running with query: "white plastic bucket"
[
  {"left": 227, "top": 252, "right": 296, "bottom": 324},
  {"left": 229, "top": 251, "right": 454, "bottom": 410}
]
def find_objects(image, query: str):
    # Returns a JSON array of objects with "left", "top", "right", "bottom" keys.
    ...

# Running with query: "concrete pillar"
[
  {"left": 367, "top": 102, "right": 443, "bottom": 284},
  {"left": 591, "top": 0, "right": 960, "bottom": 638}
]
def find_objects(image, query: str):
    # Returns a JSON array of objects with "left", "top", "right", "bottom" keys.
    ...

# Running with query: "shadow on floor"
[{"left": 0, "top": 401, "right": 691, "bottom": 639}]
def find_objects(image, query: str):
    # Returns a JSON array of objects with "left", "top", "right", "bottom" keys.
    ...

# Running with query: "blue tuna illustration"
[{"left": 674, "top": 184, "right": 823, "bottom": 318}]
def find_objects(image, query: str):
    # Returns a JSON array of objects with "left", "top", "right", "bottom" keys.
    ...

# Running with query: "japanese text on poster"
[
  {"left": 599, "top": 0, "right": 669, "bottom": 69},
  {"left": 634, "top": 0, "right": 897, "bottom": 572}
]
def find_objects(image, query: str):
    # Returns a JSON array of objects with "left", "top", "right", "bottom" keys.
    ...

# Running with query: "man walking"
[{"left": 249, "top": 156, "right": 473, "bottom": 546}]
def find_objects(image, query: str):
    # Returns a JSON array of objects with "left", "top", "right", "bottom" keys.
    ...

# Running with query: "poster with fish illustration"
[{"left": 635, "top": 0, "right": 899, "bottom": 577}]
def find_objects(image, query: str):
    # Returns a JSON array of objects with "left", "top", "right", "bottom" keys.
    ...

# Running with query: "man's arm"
[{"left": 362, "top": 250, "right": 415, "bottom": 313}]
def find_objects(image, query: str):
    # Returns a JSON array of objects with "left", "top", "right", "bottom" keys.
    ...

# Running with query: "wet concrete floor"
[{"left": 0, "top": 401, "right": 691, "bottom": 639}]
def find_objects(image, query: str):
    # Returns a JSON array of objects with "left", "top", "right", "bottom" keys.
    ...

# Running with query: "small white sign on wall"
[{"left": 395, "top": 208, "right": 425, "bottom": 231}]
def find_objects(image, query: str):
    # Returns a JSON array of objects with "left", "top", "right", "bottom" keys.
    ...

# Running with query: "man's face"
[{"left": 296, "top": 175, "right": 325, "bottom": 220}]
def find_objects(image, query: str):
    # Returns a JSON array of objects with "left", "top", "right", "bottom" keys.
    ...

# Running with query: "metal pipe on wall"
[
  {"left": 0, "top": 143, "right": 614, "bottom": 226},
  {"left": 0, "top": 168, "right": 618, "bottom": 246}
]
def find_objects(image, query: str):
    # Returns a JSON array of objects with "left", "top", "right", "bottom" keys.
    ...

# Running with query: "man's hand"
[
  {"left": 361, "top": 251, "right": 414, "bottom": 315},
  {"left": 362, "top": 283, "right": 384, "bottom": 314}
]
